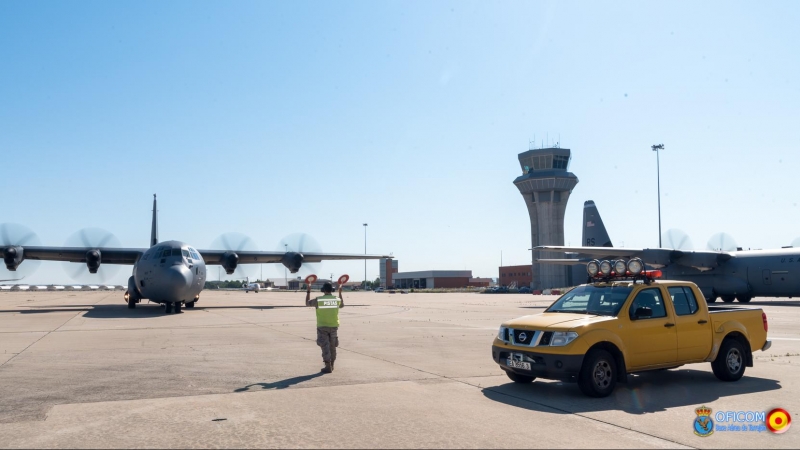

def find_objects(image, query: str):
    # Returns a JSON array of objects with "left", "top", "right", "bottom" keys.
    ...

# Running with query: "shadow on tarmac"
[
  {"left": 745, "top": 300, "right": 800, "bottom": 307},
  {"left": 235, "top": 373, "right": 325, "bottom": 392},
  {"left": 0, "top": 303, "right": 370, "bottom": 318},
  {"left": 482, "top": 368, "right": 781, "bottom": 415}
]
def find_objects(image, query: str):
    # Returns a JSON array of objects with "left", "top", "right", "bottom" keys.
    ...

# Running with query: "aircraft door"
[{"left": 762, "top": 269, "right": 772, "bottom": 285}]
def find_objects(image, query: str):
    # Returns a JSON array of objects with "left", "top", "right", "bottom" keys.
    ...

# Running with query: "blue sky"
[{"left": 1, "top": 0, "right": 799, "bottom": 284}]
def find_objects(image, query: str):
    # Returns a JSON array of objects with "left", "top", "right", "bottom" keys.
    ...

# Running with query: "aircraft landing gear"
[
  {"left": 721, "top": 295, "right": 736, "bottom": 303},
  {"left": 186, "top": 301, "right": 195, "bottom": 308},
  {"left": 174, "top": 302, "right": 182, "bottom": 313},
  {"left": 736, "top": 295, "right": 752, "bottom": 303},
  {"left": 165, "top": 302, "right": 174, "bottom": 314},
  {"left": 127, "top": 297, "right": 136, "bottom": 309},
  {"left": 706, "top": 296, "right": 718, "bottom": 303}
]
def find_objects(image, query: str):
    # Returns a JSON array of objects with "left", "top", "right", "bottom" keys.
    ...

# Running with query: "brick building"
[
  {"left": 499, "top": 265, "right": 533, "bottom": 288},
  {"left": 392, "top": 270, "right": 483, "bottom": 289}
]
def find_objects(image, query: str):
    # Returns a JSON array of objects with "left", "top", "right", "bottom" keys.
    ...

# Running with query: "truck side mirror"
[{"left": 632, "top": 307, "right": 653, "bottom": 319}]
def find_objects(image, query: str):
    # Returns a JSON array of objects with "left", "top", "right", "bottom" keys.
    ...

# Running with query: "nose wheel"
[{"left": 164, "top": 302, "right": 173, "bottom": 314}]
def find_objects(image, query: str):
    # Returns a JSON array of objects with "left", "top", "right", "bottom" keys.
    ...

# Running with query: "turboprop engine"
[
  {"left": 281, "top": 252, "right": 303, "bottom": 273},
  {"left": 221, "top": 251, "right": 239, "bottom": 275},
  {"left": 3, "top": 246, "right": 24, "bottom": 271},
  {"left": 85, "top": 250, "right": 102, "bottom": 273}
]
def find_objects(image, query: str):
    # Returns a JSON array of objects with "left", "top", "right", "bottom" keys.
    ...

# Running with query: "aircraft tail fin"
[
  {"left": 582, "top": 200, "right": 612, "bottom": 247},
  {"left": 150, "top": 194, "right": 158, "bottom": 247}
]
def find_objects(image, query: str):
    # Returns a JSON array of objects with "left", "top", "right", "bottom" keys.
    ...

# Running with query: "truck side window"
[{"left": 629, "top": 288, "right": 667, "bottom": 319}]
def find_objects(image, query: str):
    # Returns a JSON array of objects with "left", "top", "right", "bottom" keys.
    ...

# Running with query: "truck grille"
[
  {"left": 512, "top": 329, "right": 536, "bottom": 345},
  {"left": 539, "top": 331, "right": 553, "bottom": 346}
]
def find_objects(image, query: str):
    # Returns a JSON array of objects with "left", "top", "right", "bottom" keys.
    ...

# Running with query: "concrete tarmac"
[{"left": 0, "top": 290, "right": 798, "bottom": 448}]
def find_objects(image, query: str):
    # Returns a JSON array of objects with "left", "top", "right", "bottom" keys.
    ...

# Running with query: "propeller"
[
  {"left": 210, "top": 232, "right": 260, "bottom": 280},
  {"left": 707, "top": 232, "right": 738, "bottom": 252},
  {"left": 661, "top": 229, "right": 694, "bottom": 250},
  {"left": 62, "top": 227, "right": 122, "bottom": 283},
  {"left": 276, "top": 233, "right": 321, "bottom": 278},
  {"left": 0, "top": 223, "right": 42, "bottom": 280}
]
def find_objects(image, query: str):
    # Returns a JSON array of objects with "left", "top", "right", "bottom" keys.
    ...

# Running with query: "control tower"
[{"left": 513, "top": 147, "right": 578, "bottom": 289}]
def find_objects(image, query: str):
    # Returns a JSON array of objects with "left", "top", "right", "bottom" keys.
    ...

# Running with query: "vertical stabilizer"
[
  {"left": 582, "top": 200, "right": 612, "bottom": 247},
  {"left": 150, "top": 194, "right": 158, "bottom": 247}
]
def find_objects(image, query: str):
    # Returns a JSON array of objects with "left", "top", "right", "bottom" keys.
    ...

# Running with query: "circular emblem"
[
  {"left": 518, "top": 332, "right": 527, "bottom": 342},
  {"left": 693, "top": 406, "right": 714, "bottom": 437},
  {"left": 767, "top": 408, "right": 792, "bottom": 434}
]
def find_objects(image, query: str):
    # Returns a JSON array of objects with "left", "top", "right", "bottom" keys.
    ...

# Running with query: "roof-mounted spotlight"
[
  {"left": 614, "top": 260, "right": 627, "bottom": 276},
  {"left": 628, "top": 258, "right": 644, "bottom": 276},
  {"left": 599, "top": 260, "right": 613, "bottom": 277},
  {"left": 587, "top": 260, "right": 600, "bottom": 277}
]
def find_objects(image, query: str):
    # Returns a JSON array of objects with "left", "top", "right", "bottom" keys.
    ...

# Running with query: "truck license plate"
[{"left": 506, "top": 358, "right": 531, "bottom": 370}]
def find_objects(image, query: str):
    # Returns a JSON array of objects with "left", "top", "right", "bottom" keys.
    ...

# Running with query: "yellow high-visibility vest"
[{"left": 315, "top": 294, "right": 340, "bottom": 327}]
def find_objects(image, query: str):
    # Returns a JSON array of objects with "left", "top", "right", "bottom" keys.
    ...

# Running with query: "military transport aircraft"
[
  {"left": 1, "top": 195, "right": 390, "bottom": 313},
  {"left": 537, "top": 200, "right": 800, "bottom": 303}
]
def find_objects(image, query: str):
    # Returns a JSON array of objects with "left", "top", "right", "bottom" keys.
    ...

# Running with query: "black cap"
[{"left": 322, "top": 282, "right": 333, "bottom": 293}]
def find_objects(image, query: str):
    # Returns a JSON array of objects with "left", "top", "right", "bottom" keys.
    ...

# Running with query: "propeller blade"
[
  {"left": 210, "top": 232, "right": 260, "bottom": 280},
  {"left": 0, "top": 223, "right": 42, "bottom": 279},
  {"left": 662, "top": 229, "right": 694, "bottom": 250},
  {"left": 707, "top": 232, "right": 738, "bottom": 252},
  {"left": 62, "top": 228, "right": 122, "bottom": 282}
]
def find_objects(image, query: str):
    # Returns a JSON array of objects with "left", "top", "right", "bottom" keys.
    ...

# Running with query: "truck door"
[
  {"left": 668, "top": 286, "right": 713, "bottom": 362},
  {"left": 623, "top": 287, "right": 678, "bottom": 369}
]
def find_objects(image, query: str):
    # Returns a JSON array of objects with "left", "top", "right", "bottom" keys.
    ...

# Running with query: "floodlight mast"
[{"left": 651, "top": 144, "right": 665, "bottom": 247}]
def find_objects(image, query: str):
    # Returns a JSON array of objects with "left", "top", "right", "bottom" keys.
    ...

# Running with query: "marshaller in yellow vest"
[{"left": 305, "top": 281, "right": 344, "bottom": 373}]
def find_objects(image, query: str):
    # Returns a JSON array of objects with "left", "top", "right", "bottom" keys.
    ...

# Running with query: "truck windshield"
[{"left": 545, "top": 285, "right": 633, "bottom": 316}]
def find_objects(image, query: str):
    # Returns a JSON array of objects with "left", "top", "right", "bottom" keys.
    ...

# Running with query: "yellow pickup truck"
[{"left": 492, "top": 279, "right": 771, "bottom": 397}]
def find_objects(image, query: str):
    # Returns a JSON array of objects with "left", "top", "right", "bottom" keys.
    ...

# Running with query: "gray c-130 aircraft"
[
  {"left": 1, "top": 195, "right": 391, "bottom": 314},
  {"left": 536, "top": 200, "right": 800, "bottom": 304}
]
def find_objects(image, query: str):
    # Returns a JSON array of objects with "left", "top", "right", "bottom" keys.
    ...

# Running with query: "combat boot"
[
  {"left": 321, "top": 362, "right": 332, "bottom": 374},
  {"left": 331, "top": 360, "right": 335, "bottom": 372}
]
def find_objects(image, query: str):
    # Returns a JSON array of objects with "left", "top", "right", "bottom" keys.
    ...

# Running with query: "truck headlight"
[
  {"left": 498, "top": 326, "right": 507, "bottom": 340},
  {"left": 550, "top": 331, "right": 578, "bottom": 346}
]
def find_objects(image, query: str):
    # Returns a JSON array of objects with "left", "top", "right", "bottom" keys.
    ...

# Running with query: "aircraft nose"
[{"left": 164, "top": 265, "right": 192, "bottom": 300}]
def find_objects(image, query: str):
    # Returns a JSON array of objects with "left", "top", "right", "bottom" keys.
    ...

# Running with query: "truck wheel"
[
  {"left": 712, "top": 339, "right": 746, "bottom": 382},
  {"left": 721, "top": 295, "right": 736, "bottom": 303},
  {"left": 736, "top": 296, "right": 752, "bottom": 303},
  {"left": 578, "top": 349, "right": 617, "bottom": 397},
  {"left": 504, "top": 370, "right": 535, "bottom": 384}
]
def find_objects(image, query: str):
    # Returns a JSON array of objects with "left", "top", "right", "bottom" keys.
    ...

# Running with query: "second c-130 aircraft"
[
  {"left": 1, "top": 195, "right": 391, "bottom": 314},
  {"left": 537, "top": 200, "right": 800, "bottom": 304}
]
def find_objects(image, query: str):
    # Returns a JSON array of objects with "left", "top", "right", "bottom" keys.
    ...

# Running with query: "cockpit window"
[
  {"left": 162, "top": 249, "right": 171, "bottom": 258},
  {"left": 171, "top": 248, "right": 182, "bottom": 256},
  {"left": 182, "top": 249, "right": 190, "bottom": 258}
]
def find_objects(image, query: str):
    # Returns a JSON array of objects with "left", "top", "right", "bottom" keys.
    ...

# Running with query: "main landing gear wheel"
[
  {"left": 504, "top": 370, "right": 535, "bottom": 383},
  {"left": 578, "top": 349, "right": 617, "bottom": 397},
  {"left": 706, "top": 296, "right": 718, "bottom": 303},
  {"left": 712, "top": 338, "right": 746, "bottom": 382},
  {"left": 127, "top": 298, "right": 136, "bottom": 309},
  {"left": 186, "top": 301, "right": 195, "bottom": 309},
  {"left": 174, "top": 302, "right": 182, "bottom": 313},
  {"left": 736, "top": 295, "right": 752, "bottom": 303},
  {"left": 165, "top": 302, "right": 174, "bottom": 314},
  {"left": 721, "top": 295, "right": 736, "bottom": 303}
]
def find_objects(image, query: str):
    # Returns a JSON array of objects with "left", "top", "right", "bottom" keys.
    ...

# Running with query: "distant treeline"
[{"left": 204, "top": 280, "right": 245, "bottom": 289}]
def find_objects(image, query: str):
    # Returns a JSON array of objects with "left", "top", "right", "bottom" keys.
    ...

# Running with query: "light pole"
[
  {"left": 363, "top": 223, "right": 368, "bottom": 289},
  {"left": 651, "top": 144, "right": 665, "bottom": 247},
  {"left": 284, "top": 243, "right": 288, "bottom": 290}
]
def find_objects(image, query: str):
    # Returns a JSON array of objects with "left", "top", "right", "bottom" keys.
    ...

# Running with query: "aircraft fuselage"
[{"left": 132, "top": 240, "right": 206, "bottom": 304}]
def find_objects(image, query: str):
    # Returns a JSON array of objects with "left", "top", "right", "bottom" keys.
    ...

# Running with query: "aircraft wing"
[
  {"left": 198, "top": 250, "right": 391, "bottom": 265},
  {"left": 11, "top": 246, "right": 144, "bottom": 264},
  {"left": 535, "top": 246, "right": 733, "bottom": 271},
  {"left": 536, "top": 246, "right": 643, "bottom": 257}
]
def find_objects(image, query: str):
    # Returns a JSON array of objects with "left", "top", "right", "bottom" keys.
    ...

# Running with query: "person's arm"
[
  {"left": 306, "top": 285, "right": 316, "bottom": 307},
  {"left": 338, "top": 283, "right": 344, "bottom": 308}
]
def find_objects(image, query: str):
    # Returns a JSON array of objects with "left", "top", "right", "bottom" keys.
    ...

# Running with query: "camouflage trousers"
[{"left": 316, "top": 327, "right": 339, "bottom": 363}]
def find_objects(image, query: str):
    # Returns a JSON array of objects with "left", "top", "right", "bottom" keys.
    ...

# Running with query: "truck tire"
[
  {"left": 578, "top": 349, "right": 617, "bottom": 397},
  {"left": 721, "top": 295, "right": 736, "bottom": 303},
  {"left": 712, "top": 338, "right": 746, "bottom": 382},
  {"left": 504, "top": 370, "right": 535, "bottom": 384}
]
